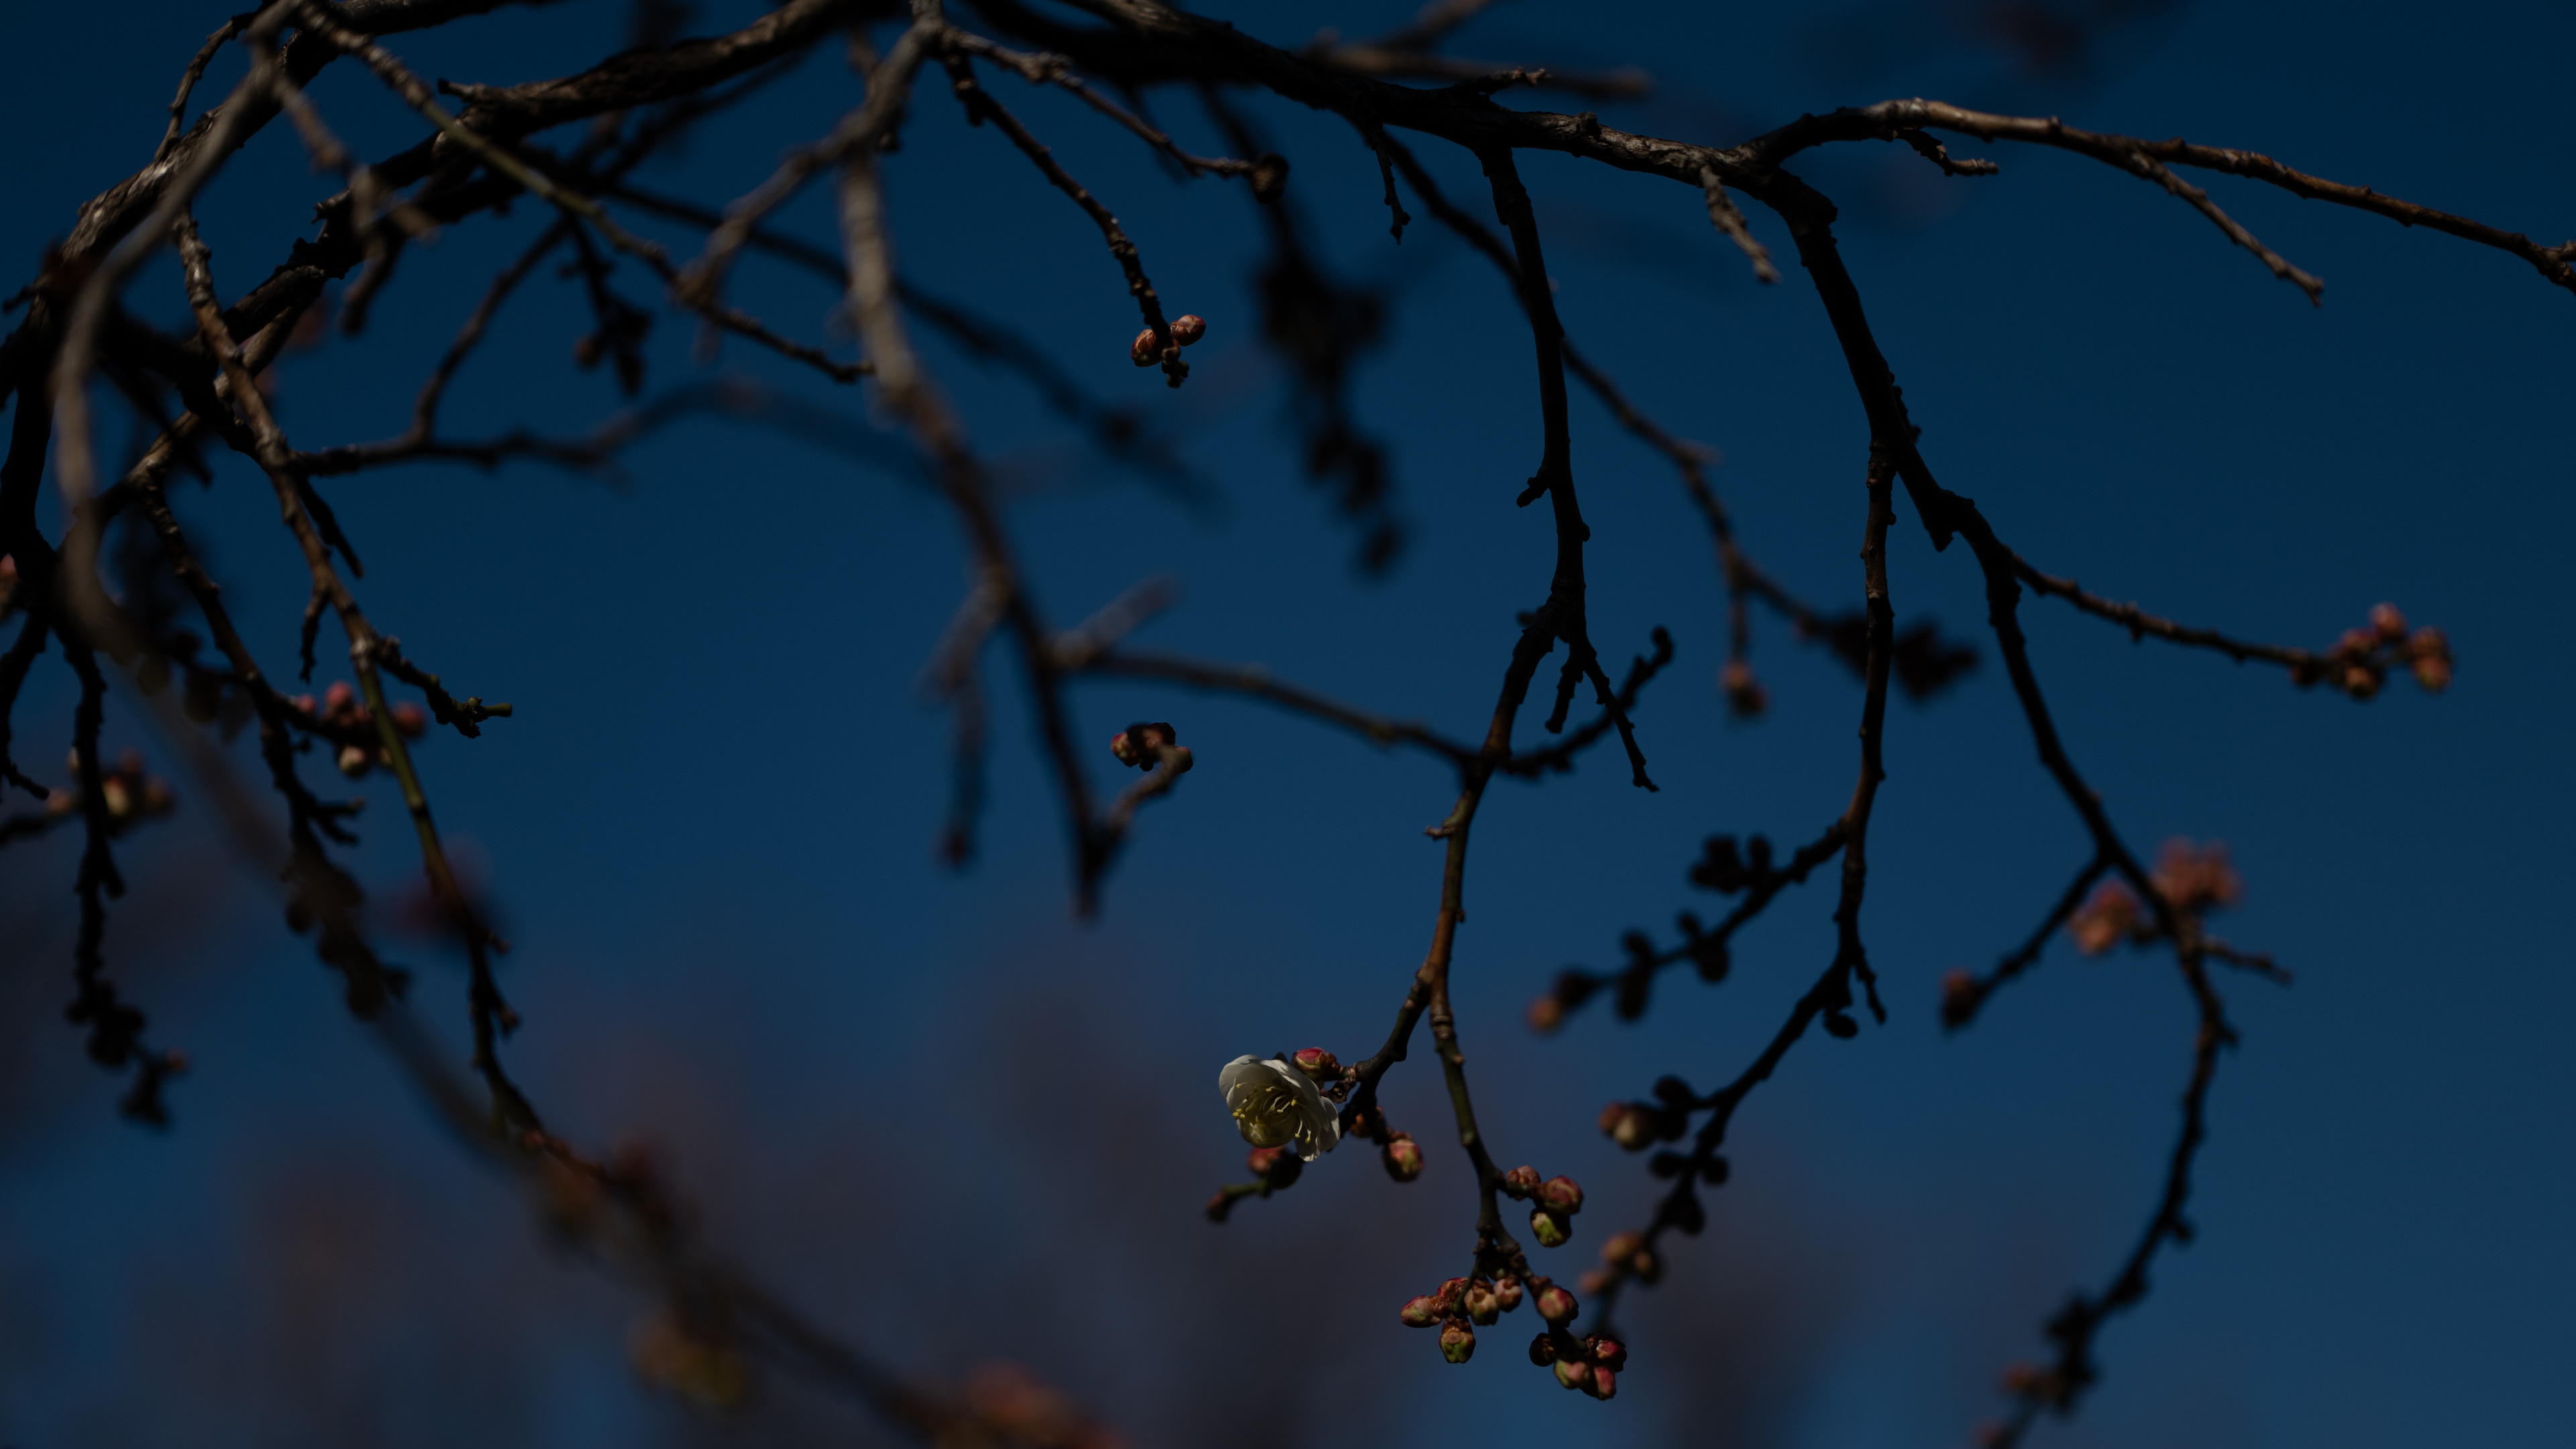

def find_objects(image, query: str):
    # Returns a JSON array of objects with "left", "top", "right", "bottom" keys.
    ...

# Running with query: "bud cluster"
[
  {"left": 288, "top": 680, "right": 430, "bottom": 778},
  {"left": 1129, "top": 312, "right": 1210, "bottom": 367},
  {"left": 1107, "top": 720, "right": 1190, "bottom": 773},
  {"left": 2295, "top": 602, "right": 2453, "bottom": 698},
  {"left": 43, "top": 747, "right": 178, "bottom": 836},
  {"left": 1599, "top": 1097, "right": 1690, "bottom": 1154},
  {"left": 2067, "top": 880, "right": 2143, "bottom": 957},
  {"left": 1577, "top": 1229, "right": 1662, "bottom": 1297},
  {"left": 1523, "top": 1295, "right": 1623, "bottom": 1401},
  {"left": 1399, "top": 1269, "right": 1538, "bottom": 1368},
  {"left": 2070, "top": 837, "right": 2245, "bottom": 957},
  {"left": 1719, "top": 657, "right": 1769, "bottom": 718},
  {"left": 1500, "top": 1163, "right": 1588, "bottom": 1248}
]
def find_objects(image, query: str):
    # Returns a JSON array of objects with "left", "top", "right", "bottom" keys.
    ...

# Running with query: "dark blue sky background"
[{"left": 3, "top": 2, "right": 2569, "bottom": 1446}]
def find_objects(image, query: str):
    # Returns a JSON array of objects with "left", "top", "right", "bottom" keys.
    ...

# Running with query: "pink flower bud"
[
  {"left": 1576, "top": 1268, "right": 1611, "bottom": 1295},
  {"left": 392, "top": 702, "right": 428, "bottom": 738},
  {"left": 1501, "top": 1165, "right": 1542, "bottom": 1199},
  {"left": 2371, "top": 602, "right": 2408, "bottom": 641},
  {"left": 1109, "top": 730, "right": 1146, "bottom": 766},
  {"left": 325, "top": 681, "right": 356, "bottom": 714},
  {"left": 1536, "top": 1175, "right": 1585, "bottom": 1214},
  {"left": 1584, "top": 1367, "right": 1617, "bottom": 1401},
  {"left": 2413, "top": 652, "right": 2452, "bottom": 692},
  {"left": 1246, "top": 1144, "right": 1302, "bottom": 1188},
  {"left": 1130, "top": 327, "right": 1162, "bottom": 366},
  {"left": 1526, "top": 994, "right": 1565, "bottom": 1032},
  {"left": 2335, "top": 626, "right": 2377, "bottom": 657},
  {"left": 1291, "top": 1047, "right": 1340, "bottom": 1079},
  {"left": 2341, "top": 663, "right": 2383, "bottom": 698},
  {"left": 1399, "top": 1295, "right": 1442, "bottom": 1328},
  {"left": 1464, "top": 1281, "right": 1501, "bottom": 1325},
  {"left": 1553, "top": 1358, "right": 1593, "bottom": 1391},
  {"left": 1170, "top": 314, "right": 1207, "bottom": 347},
  {"left": 337, "top": 745, "right": 374, "bottom": 779},
  {"left": 1381, "top": 1133, "right": 1424, "bottom": 1183},
  {"left": 1591, "top": 1337, "right": 1627, "bottom": 1370},
  {"left": 1602, "top": 1232, "right": 1644, "bottom": 1267},
  {"left": 1432, "top": 1277, "right": 1468, "bottom": 1314},
  {"left": 1536, "top": 1285, "right": 1578, "bottom": 1327},
  {"left": 1531, "top": 1208, "right": 1572, "bottom": 1248},
  {"left": 1438, "top": 1320, "right": 1477, "bottom": 1364},
  {"left": 1493, "top": 1275, "right": 1525, "bottom": 1312}
]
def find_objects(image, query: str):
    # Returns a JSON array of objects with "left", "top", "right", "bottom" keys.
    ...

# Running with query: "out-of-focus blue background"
[{"left": 2, "top": 2, "right": 2569, "bottom": 1445}]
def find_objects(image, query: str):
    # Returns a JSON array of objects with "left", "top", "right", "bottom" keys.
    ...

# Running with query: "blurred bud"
[
  {"left": 392, "top": 702, "right": 428, "bottom": 737},
  {"left": 1720, "top": 657, "right": 1769, "bottom": 718},
  {"left": 2341, "top": 662, "right": 2383, "bottom": 698},
  {"left": 2335, "top": 625, "right": 2377, "bottom": 657},
  {"left": 572, "top": 333, "right": 604, "bottom": 369},
  {"left": 1291, "top": 1046, "right": 1340, "bottom": 1079},
  {"left": 325, "top": 681, "right": 356, "bottom": 714},
  {"left": 1585, "top": 1367, "right": 1617, "bottom": 1401},
  {"left": 1600, "top": 1102, "right": 1657, "bottom": 1152},
  {"left": 1501, "top": 1165, "right": 1541, "bottom": 1198},
  {"left": 2153, "top": 839, "right": 2243, "bottom": 913},
  {"left": 2413, "top": 651, "right": 2453, "bottom": 692},
  {"left": 2068, "top": 881, "right": 2139, "bottom": 956},
  {"left": 1399, "top": 1295, "right": 1442, "bottom": 1329},
  {"left": 45, "top": 787, "right": 75, "bottom": 817},
  {"left": 1439, "top": 1320, "right": 1477, "bottom": 1364},
  {"left": 2371, "top": 602, "right": 2408, "bottom": 641},
  {"left": 1204, "top": 1189, "right": 1236, "bottom": 1222},
  {"left": 101, "top": 777, "right": 132, "bottom": 818},
  {"left": 1171, "top": 314, "right": 1207, "bottom": 347},
  {"left": 1940, "top": 967, "right": 1984, "bottom": 1028},
  {"left": 1248, "top": 152, "right": 1290, "bottom": 203},
  {"left": 1602, "top": 1232, "right": 1644, "bottom": 1268},
  {"left": 1591, "top": 1336, "right": 1627, "bottom": 1370},
  {"left": 1381, "top": 1133, "right": 1424, "bottom": 1182},
  {"left": 1577, "top": 1268, "right": 1611, "bottom": 1294},
  {"left": 337, "top": 745, "right": 374, "bottom": 778},
  {"left": 1536, "top": 1285, "right": 1578, "bottom": 1327},
  {"left": 1494, "top": 1275, "right": 1525, "bottom": 1312},
  {"left": 1536, "top": 1175, "right": 1585, "bottom": 1214},
  {"left": 1525, "top": 994, "right": 1565, "bottom": 1032},
  {"left": 1130, "top": 327, "right": 1163, "bottom": 367},
  {"left": 1531, "top": 1208, "right": 1572, "bottom": 1248},
  {"left": 2002, "top": 1362, "right": 2045, "bottom": 1396},
  {"left": 1553, "top": 1358, "right": 1594, "bottom": 1392},
  {"left": 1110, "top": 729, "right": 1144, "bottom": 766},
  {"left": 1246, "top": 1144, "right": 1302, "bottom": 1189}
]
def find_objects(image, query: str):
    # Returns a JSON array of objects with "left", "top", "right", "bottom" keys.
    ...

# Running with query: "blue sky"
[{"left": 2, "top": 2, "right": 2569, "bottom": 1446}]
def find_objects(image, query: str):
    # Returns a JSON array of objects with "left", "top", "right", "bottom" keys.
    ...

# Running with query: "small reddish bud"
[
  {"left": 1381, "top": 1133, "right": 1424, "bottom": 1183},
  {"left": 1246, "top": 1144, "right": 1301, "bottom": 1189},
  {"left": 1531, "top": 1208, "right": 1572, "bottom": 1248},
  {"left": 325, "top": 681, "right": 356, "bottom": 714},
  {"left": 1170, "top": 314, "right": 1207, "bottom": 347},
  {"left": 2335, "top": 625, "right": 2377, "bottom": 657},
  {"left": 1941, "top": 967, "right": 1983, "bottom": 1028},
  {"left": 1438, "top": 1320, "right": 1477, "bottom": 1364},
  {"left": 1528, "top": 1331, "right": 1558, "bottom": 1366},
  {"left": 1501, "top": 1165, "right": 1542, "bottom": 1199},
  {"left": 1493, "top": 1275, "right": 1525, "bottom": 1312},
  {"left": 1526, "top": 994, "right": 1566, "bottom": 1032},
  {"left": 1576, "top": 1267, "right": 1612, "bottom": 1295},
  {"left": 2341, "top": 662, "right": 2383, "bottom": 698},
  {"left": 1536, "top": 1285, "right": 1578, "bottom": 1327},
  {"left": 1591, "top": 1337, "right": 1627, "bottom": 1370},
  {"left": 2371, "top": 602, "right": 2408, "bottom": 641},
  {"left": 1204, "top": 1190, "right": 1236, "bottom": 1222},
  {"left": 45, "top": 788, "right": 75, "bottom": 817},
  {"left": 572, "top": 333, "right": 604, "bottom": 369},
  {"left": 2068, "top": 881, "right": 2139, "bottom": 956},
  {"left": 1553, "top": 1358, "right": 1594, "bottom": 1392},
  {"left": 1464, "top": 1281, "right": 1501, "bottom": 1325},
  {"left": 1536, "top": 1175, "right": 1585, "bottom": 1214},
  {"left": 1719, "top": 657, "right": 1769, "bottom": 718},
  {"left": 1291, "top": 1046, "right": 1340, "bottom": 1079},
  {"left": 337, "top": 745, "right": 374, "bottom": 779},
  {"left": 1109, "top": 729, "right": 1146, "bottom": 766},
  {"left": 2413, "top": 651, "right": 2453, "bottom": 692},
  {"left": 1399, "top": 1295, "right": 1442, "bottom": 1329},
  {"left": 1602, "top": 1232, "right": 1644, "bottom": 1268},
  {"left": 1584, "top": 1367, "right": 1617, "bottom": 1401},
  {"left": 1433, "top": 1277, "right": 1469, "bottom": 1314},
  {"left": 2001, "top": 1362, "right": 2046, "bottom": 1396},
  {"left": 1130, "top": 327, "right": 1163, "bottom": 366},
  {"left": 1599, "top": 1102, "right": 1656, "bottom": 1152},
  {"left": 392, "top": 702, "right": 428, "bottom": 738}
]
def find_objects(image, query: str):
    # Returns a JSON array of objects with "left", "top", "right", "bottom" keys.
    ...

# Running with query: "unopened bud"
[
  {"left": 1526, "top": 994, "right": 1565, "bottom": 1032},
  {"left": 1291, "top": 1046, "right": 1340, "bottom": 1079},
  {"left": 1493, "top": 1275, "right": 1525, "bottom": 1312},
  {"left": 1464, "top": 1281, "right": 1500, "bottom": 1325},
  {"left": 1432, "top": 1277, "right": 1468, "bottom": 1314},
  {"left": 1602, "top": 1232, "right": 1644, "bottom": 1267},
  {"left": 101, "top": 777, "right": 133, "bottom": 818},
  {"left": 1553, "top": 1358, "right": 1594, "bottom": 1391},
  {"left": 1577, "top": 1267, "right": 1611, "bottom": 1295},
  {"left": 1585, "top": 1367, "right": 1617, "bottom": 1401},
  {"left": 1599, "top": 1102, "right": 1656, "bottom": 1152},
  {"left": 337, "top": 745, "right": 374, "bottom": 778},
  {"left": 1399, "top": 1295, "right": 1442, "bottom": 1329},
  {"left": 1527, "top": 1331, "right": 1558, "bottom": 1365},
  {"left": 325, "top": 681, "right": 356, "bottom": 714},
  {"left": 1531, "top": 1208, "right": 1572, "bottom": 1248},
  {"left": 1203, "top": 1190, "right": 1235, "bottom": 1222},
  {"left": 1246, "top": 1144, "right": 1301, "bottom": 1189},
  {"left": 1381, "top": 1133, "right": 1424, "bottom": 1182},
  {"left": 1501, "top": 1165, "right": 1542, "bottom": 1198},
  {"left": 2336, "top": 626, "right": 2377, "bottom": 657},
  {"left": 2341, "top": 663, "right": 2382, "bottom": 699},
  {"left": 1109, "top": 729, "right": 1144, "bottom": 766},
  {"left": 1170, "top": 314, "right": 1207, "bottom": 347},
  {"left": 1591, "top": 1337, "right": 1627, "bottom": 1370},
  {"left": 45, "top": 787, "right": 75, "bottom": 817},
  {"left": 572, "top": 333, "right": 604, "bottom": 368},
  {"left": 1941, "top": 967, "right": 1982, "bottom": 1027},
  {"left": 1536, "top": 1175, "right": 1584, "bottom": 1214},
  {"left": 2413, "top": 652, "right": 2452, "bottom": 692},
  {"left": 1438, "top": 1320, "right": 1476, "bottom": 1364},
  {"left": 1130, "top": 327, "right": 1163, "bottom": 367},
  {"left": 1536, "top": 1285, "right": 1578, "bottom": 1327},
  {"left": 2371, "top": 602, "right": 2407, "bottom": 641},
  {"left": 392, "top": 702, "right": 428, "bottom": 737}
]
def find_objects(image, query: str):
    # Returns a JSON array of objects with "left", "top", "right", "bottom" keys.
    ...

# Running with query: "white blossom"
[{"left": 1218, "top": 1054, "right": 1340, "bottom": 1161}]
